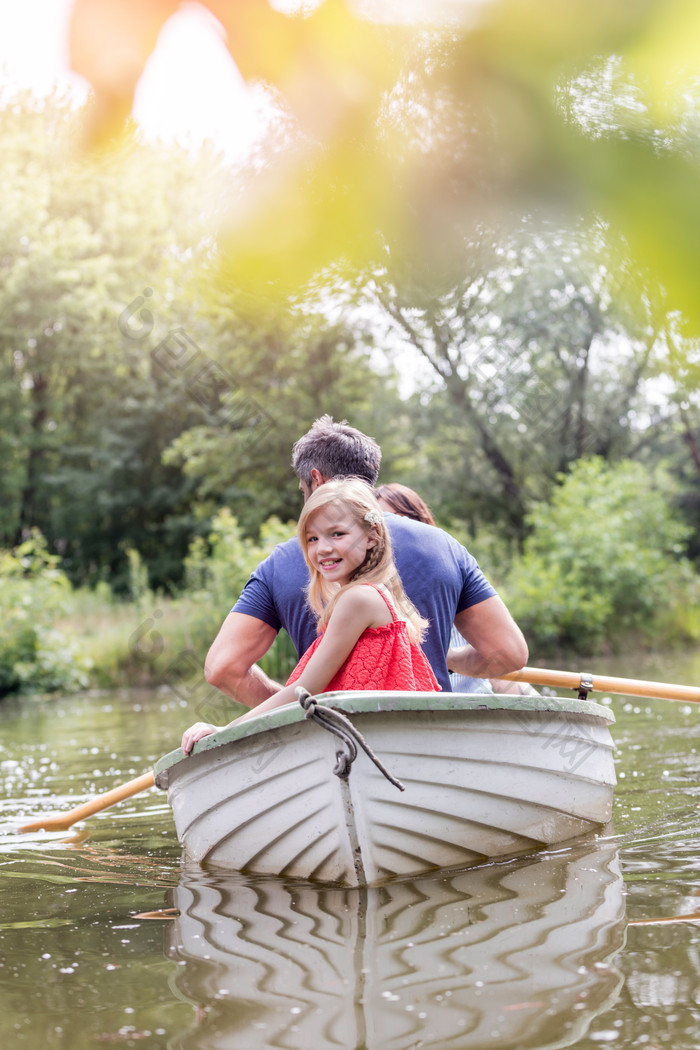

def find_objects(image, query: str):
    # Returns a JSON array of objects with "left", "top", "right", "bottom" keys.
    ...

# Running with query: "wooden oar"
[
  {"left": 18, "top": 770, "right": 155, "bottom": 834},
  {"left": 501, "top": 666, "right": 700, "bottom": 704},
  {"left": 628, "top": 912, "right": 700, "bottom": 927}
]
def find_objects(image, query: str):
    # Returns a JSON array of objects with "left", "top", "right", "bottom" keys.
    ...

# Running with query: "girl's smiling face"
[{"left": 304, "top": 502, "right": 376, "bottom": 585}]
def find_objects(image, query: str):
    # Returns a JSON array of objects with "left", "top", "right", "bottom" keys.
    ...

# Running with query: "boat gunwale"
[{"left": 154, "top": 690, "right": 615, "bottom": 786}]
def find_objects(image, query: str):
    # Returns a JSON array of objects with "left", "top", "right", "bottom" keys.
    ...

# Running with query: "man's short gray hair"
[{"left": 292, "top": 415, "right": 382, "bottom": 487}]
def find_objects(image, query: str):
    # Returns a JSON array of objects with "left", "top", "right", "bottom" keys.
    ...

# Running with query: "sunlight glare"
[
  {"left": 0, "top": 0, "right": 276, "bottom": 160},
  {"left": 132, "top": 4, "right": 274, "bottom": 159}
]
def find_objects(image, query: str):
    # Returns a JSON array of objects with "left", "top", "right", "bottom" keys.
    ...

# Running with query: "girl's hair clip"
[{"left": 364, "top": 509, "right": 382, "bottom": 526}]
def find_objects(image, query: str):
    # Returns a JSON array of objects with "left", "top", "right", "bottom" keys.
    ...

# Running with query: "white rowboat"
[{"left": 155, "top": 691, "right": 616, "bottom": 886}]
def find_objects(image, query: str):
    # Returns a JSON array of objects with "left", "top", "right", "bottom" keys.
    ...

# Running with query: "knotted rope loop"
[{"left": 295, "top": 688, "right": 405, "bottom": 791}]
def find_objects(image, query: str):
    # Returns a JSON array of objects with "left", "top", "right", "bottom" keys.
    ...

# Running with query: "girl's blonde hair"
[{"left": 297, "top": 478, "right": 429, "bottom": 643}]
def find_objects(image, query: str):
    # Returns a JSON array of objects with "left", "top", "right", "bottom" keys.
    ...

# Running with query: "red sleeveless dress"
[{"left": 286, "top": 585, "right": 440, "bottom": 693}]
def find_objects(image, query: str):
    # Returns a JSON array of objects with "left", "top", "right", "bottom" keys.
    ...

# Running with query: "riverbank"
[
  {"left": 50, "top": 591, "right": 700, "bottom": 700},
  {"left": 2, "top": 510, "right": 698, "bottom": 699},
  {"left": 55, "top": 590, "right": 298, "bottom": 694},
  {"left": 0, "top": 516, "right": 297, "bottom": 698}
]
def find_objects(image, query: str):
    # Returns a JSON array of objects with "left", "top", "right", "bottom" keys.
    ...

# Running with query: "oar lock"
[{"left": 577, "top": 672, "right": 594, "bottom": 701}]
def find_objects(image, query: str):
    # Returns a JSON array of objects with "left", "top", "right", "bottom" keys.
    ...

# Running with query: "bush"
[
  {"left": 178, "top": 510, "right": 298, "bottom": 683},
  {"left": 0, "top": 530, "right": 90, "bottom": 695},
  {"left": 37, "top": 512, "right": 299, "bottom": 694},
  {"left": 504, "top": 458, "right": 698, "bottom": 653}
]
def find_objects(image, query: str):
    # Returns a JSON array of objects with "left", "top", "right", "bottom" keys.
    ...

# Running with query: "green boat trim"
[{"left": 154, "top": 690, "right": 615, "bottom": 783}]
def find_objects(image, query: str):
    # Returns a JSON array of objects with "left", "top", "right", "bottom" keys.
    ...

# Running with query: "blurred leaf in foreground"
[{"left": 67, "top": 0, "right": 700, "bottom": 341}]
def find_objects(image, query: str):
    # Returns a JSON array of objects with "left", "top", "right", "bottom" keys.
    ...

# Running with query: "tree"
[
  {"left": 162, "top": 292, "right": 405, "bottom": 536},
  {"left": 504, "top": 457, "right": 697, "bottom": 652},
  {"left": 646, "top": 321, "right": 700, "bottom": 563},
  {"left": 356, "top": 221, "right": 669, "bottom": 545},
  {"left": 0, "top": 93, "right": 230, "bottom": 588},
  {"left": 0, "top": 92, "right": 409, "bottom": 590}
]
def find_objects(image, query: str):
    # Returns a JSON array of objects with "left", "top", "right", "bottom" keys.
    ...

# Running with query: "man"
[{"left": 205, "top": 416, "right": 528, "bottom": 703}]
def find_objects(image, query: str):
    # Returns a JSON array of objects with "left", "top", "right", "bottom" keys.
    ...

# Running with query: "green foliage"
[
  {"left": 179, "top": 509, "right": 298, "bottom": 683},
  {"left": 505, "top": 458, "right": 697, "bottom": 652},
  {"left": 0, "top": 531, "right": 90, "bottom": 695},
  {"left": 0, "top": 93, "right": 229, "bottom": 592},
  {"left": 126, "top": 548, "right": 152, "bottom": 609},
  {"left": 0, "top": 92, "right": 406, "bottom": 592},
  {"left": 163, "top": 297, "right": 405, "bottom": 539},
  {"left": 182, "top": 508, "right": 277, "bottom": 609}
]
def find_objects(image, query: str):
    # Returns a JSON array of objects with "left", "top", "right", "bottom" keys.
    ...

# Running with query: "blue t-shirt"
[{"left": 232, "top": 514, "right": 496, "bottom": 692}]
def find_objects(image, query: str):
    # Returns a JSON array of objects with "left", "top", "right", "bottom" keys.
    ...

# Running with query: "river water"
[{"left": 1, "top": 651, "right": 700, "bottom": 1050}]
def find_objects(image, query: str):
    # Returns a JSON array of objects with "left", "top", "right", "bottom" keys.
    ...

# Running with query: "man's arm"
[
  {"left": 231, "top": 585, "right": 385, "bottom": 724},
  {"left": 204, "top": 611, "right": 283, "bottom": 708},
  {"left": 450, "top": 596, "right": 528, "bottom": 678}
]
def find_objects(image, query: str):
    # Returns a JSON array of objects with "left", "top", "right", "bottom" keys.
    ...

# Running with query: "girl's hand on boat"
[{"left": 181, "top": 722, "right": 220, "bottom": 755}]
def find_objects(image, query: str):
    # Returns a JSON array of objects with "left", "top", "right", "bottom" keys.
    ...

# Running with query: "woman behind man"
[{"left": 374, "top": 483, "right": 536, "bottom": 696}]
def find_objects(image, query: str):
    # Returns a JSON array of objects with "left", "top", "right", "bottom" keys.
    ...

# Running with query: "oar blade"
[
  {"left": 16, "top": 771, "right": 156, "bottom": 835},
  {"left": 18, "top": 813, "right": 77, "bottom": 834}
]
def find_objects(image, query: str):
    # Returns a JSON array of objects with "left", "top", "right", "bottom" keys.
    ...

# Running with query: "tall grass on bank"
[
  {"left": 3, "top": 513, "right": 298, "bottom": 699},
  {"left": 0, "top": 531, "right": 90, "bottom": 696},
  {"left": 65, "top": 585, "right": 297, "bottom": 692},
  {"left": 77, "top": 512, "right": 299, "bottom": 694}
]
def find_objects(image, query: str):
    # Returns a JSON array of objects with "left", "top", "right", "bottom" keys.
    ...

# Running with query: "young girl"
[{"left": 181, "top": 479, "right": 439, "bottom": 754}]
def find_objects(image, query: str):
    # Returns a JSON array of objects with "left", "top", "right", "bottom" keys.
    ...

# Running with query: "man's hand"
[{"left": 452, "top": 596, "right": 529, "bottom": 678}]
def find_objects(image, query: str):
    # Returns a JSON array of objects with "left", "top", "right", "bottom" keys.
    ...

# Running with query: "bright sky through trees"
[{"left": 0, "top": 0, "right": 272, "bottom": 159}]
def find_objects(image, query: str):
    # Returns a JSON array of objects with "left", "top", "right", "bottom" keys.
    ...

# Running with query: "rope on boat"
[{"left": 295, "top": 688, "right": 405, "bottom": 792}]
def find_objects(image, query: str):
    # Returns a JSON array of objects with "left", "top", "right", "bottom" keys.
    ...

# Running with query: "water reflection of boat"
[
  {"left": 154, "top": 692, "right": 616, "bottom": 886},
  {"left": 164, "top": 838, "right": 626, "bottom": 1050}
]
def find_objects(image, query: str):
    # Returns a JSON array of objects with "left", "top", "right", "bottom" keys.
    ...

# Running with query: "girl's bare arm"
[{"left": 181, "top": 586, "right": 388, "bottom": 753}]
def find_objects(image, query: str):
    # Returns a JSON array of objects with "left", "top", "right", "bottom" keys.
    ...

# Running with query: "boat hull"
[{"left": 155, "top": 691, "right": 616, "bottom": 887}]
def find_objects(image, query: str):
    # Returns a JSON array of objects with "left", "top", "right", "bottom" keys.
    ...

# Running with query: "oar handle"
[
  {"left": 502, "top": 666, "right": 700, "bottom": 704},
  {"left": 19, "top": 771, "right": 156, "bottom": 833}
]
